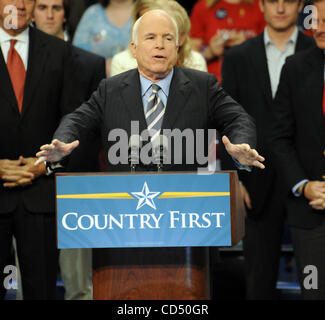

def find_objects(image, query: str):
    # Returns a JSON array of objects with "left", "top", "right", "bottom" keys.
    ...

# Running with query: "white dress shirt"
[
  {"left": 264, "top": 26, "right": 298, "bottom": 98},
  {"left": 0, "top": 26, "right": 29, "bottom": 70},
  {"left": 263, "top": 27, "right": 306, "bottom": 195}
]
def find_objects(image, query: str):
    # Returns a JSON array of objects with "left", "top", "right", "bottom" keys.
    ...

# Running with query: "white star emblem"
[{"left": 131, "top": 182, "right": 160, "bottom": 210}]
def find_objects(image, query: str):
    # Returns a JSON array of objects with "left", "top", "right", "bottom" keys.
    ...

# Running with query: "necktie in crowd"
[{"left": 7, "top": 39, "right": 26, "bottom": 113}]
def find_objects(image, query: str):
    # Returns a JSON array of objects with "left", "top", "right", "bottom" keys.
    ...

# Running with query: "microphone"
[
  {"left": 152, "top": 134, "right": 169, "bottom": 172},
  {"left": 128, "top": 134, "right": 142, "bottom": 172}
]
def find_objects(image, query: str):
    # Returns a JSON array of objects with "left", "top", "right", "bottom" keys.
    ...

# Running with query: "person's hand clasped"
[
  {"left": 226, "top": 31, "right": 246, "bottom": 47},
  {"left": 209, "top": 34, "right": 226, "bottom": 58},
  {"left": 35, "top": 139, "right": 79, "bottom": 165},
  {"left": 0, "top": 157, "right": 39, "bottom": 188},
  {"left": 222, "top": 135, "right": 265, "bottom": 169},
  {"left": 303, "top": 181, "right": 325, "bottom": 211}
]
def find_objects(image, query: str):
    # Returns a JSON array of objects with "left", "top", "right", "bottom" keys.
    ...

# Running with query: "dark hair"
[
  {"left": 62, "top": 0, "right": 71, "bottom": 37},
  {"left": 99, "top": 0, "right": 110, "bottom": 7},
  {"left": 63, "top": 0, "right": 71, "bottom": 20},
  {"left": 309, "top": 0, "right": 325, "bottom": 4}
]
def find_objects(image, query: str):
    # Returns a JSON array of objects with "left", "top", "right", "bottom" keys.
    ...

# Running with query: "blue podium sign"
[{"left": 56, "top": 172, "right": 232, "bottom": 248}]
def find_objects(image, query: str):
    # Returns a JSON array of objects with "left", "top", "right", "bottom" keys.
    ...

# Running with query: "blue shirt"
[
  {"left": 139, "top": 68, "right": 174, "bottom": 114},
  {"left": 72, "top": 4, "right": 132, "bottom": 60}
]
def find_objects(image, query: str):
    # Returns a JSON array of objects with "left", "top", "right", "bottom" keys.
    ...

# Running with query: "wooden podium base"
[{"left": 93, "top": 247, "right": 210, "bottom": 300}]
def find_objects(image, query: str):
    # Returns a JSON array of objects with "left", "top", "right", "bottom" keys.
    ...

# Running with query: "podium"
[{"left": 56, "top": 171, "right": 245, "bottom": 300}]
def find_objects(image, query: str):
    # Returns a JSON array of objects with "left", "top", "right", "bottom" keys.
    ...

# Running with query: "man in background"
[
  {"left": 219, "top": 0, "right": 314, "bottom": 299},
  {"left": 0, "top": 0, "right": 78, "bottom": 299},
  {"left": 270, "top": 0, "right": 325, "bottom": 299},
  {"left": 32, "top": 0, "right": 106, "bottom": 300}
]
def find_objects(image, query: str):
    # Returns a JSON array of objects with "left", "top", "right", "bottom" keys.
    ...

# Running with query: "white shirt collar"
[
  {"left": 63, "top": 30, "right": 69, "bottom": 42},
  {"left": 264, "top": 26, "right": 298, "bottom": 47},
  {"left": 0, "top": 26, "right": 29, "bottom": 44},
  {"left": 140, "top": 68, "right": 174, "bottom": 98}
]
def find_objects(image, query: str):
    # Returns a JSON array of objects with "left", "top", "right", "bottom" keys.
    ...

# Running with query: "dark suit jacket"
[
  {"left": 0, "top": 27, "right": 78, "bottom": 214},
  {"left": 65, "top": 45, "right": 106, "bottom": 172},
  {"left": 219, "top": 32, "right": 315, "bottom": 216},
  {"left": 270, "top": 45, "right": 325, "bottom": 228},
  {"left": 53, "top": 66, "right": 256, "bottom": 171}
]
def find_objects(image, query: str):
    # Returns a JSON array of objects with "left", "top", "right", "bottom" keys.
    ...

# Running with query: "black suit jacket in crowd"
[
  {"left": 53, "top": 66, "right": 257, "bottom": 172},
  {"left": 0, "top": 27, "right": 105, "bottom": 214},
  {"left": 65, "top": 45, "right": 106, "bottom": 173},
  {"left": 270, "top": 45, "right": 325, "bottom": 228},
  {"left": 219, "top": 31, "right": 315, "bottom": 216}
]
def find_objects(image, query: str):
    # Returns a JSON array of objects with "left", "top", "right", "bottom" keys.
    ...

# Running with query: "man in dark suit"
[
  {"left": 36, "top": 10, "right": 265, "bottom": 298},
  {"left": 36, "top": 8, "right": 265, "bottom": 172},
  {"left": 32, "top": 0, "right": 106, "bottom": 173},
  {"left": 219, "top": 0, "right": 314, "bottom": 299},
  {"left": 270, "top": 0, "right": 325, "bottom": 299},
  {"left": 0, "top": 0, "right": 93, "bottom": 300},
  {"left": 31, "top": 0, "right": 106, "bottom": 300}
]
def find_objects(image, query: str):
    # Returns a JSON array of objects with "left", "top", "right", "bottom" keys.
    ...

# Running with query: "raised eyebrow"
[{"left": 144, "top": 33, "right": 156, "bottom": 38}]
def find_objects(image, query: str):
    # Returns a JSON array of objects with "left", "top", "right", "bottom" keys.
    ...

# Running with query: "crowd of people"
[{"left": 0, "top": 0, "right": 324, "bottom": 301}]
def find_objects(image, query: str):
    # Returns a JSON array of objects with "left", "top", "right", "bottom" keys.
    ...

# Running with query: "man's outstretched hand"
[
  {"left": 222, "top": 135, "right": 265, "bottom": 169},
  {"left": 35, "top": 139, "right": 79, "bottom": 165}
]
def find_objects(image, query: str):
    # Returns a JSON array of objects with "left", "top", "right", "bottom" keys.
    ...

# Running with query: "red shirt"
[{"left": 190, "top": 0, "right": 265, "bottom": 81}]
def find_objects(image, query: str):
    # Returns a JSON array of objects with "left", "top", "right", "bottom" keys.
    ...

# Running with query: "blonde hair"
[
  {"left": 206, "top": 0, "right": 253, "bottom": 7},
  {"left": 132, "top": 0, "right": 160, "bottom": 21},
  {"left": 163, "top": 0, "right": 192, "bottom": 66}
]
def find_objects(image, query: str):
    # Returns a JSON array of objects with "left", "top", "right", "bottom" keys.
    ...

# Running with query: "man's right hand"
[
  {"left": 302, "top": 181, "right": 325, "bottom": 211},
  {"left": 35, "top": 139, "right": 79, "bottom": 165}
]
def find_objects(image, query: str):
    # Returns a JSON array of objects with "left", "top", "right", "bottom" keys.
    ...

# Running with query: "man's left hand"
[{"left": 222, "top": 135, "right": 265, "bottom": 169}]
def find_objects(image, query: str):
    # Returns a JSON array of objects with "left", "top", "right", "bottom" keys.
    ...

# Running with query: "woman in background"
[
  {"left": 110, "top": 0, "right": 207, "bottom": 76},
  {"left": 73, "top": 0, "right": 135, "bottom": 75},
  {"left": 190, "top": 0, "right": 265, "bottom": 81}
]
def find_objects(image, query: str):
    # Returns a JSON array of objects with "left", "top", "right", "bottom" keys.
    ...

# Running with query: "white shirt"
[
  {"left": 264, "top": 27, "right": 298, "bottom": 98},
  {"left": 0, "top": 26, "right": 29, "bottom": 70}
]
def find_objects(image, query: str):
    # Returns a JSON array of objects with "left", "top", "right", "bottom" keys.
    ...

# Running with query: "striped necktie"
[{"left": 145, "top": 84, "right": 166, "bottom": 142}]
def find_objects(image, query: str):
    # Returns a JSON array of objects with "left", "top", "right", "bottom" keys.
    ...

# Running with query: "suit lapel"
[
  {"left": 161, "top": 66, "right": 192, "bottom": 130},
  {"left": 249, "top": 34, "right": 273, "bottom": 106},
  {"left": 120, "top": 67, "right": 192, "bottom": 133},
  {"left": 21, "top": 27, "right": 47, "bottom": 118},
  {"left": 295, "top": 31, "right": 314, "bottom": 52},
  {"left": 0, "top": 45, "right": 20, "bottom": 113},
  {"left": 303, "top": 46, "right": 325, "bottom": 144},
  {"left": 120, "top": 69, "right": 148, "bottom": 134}
]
